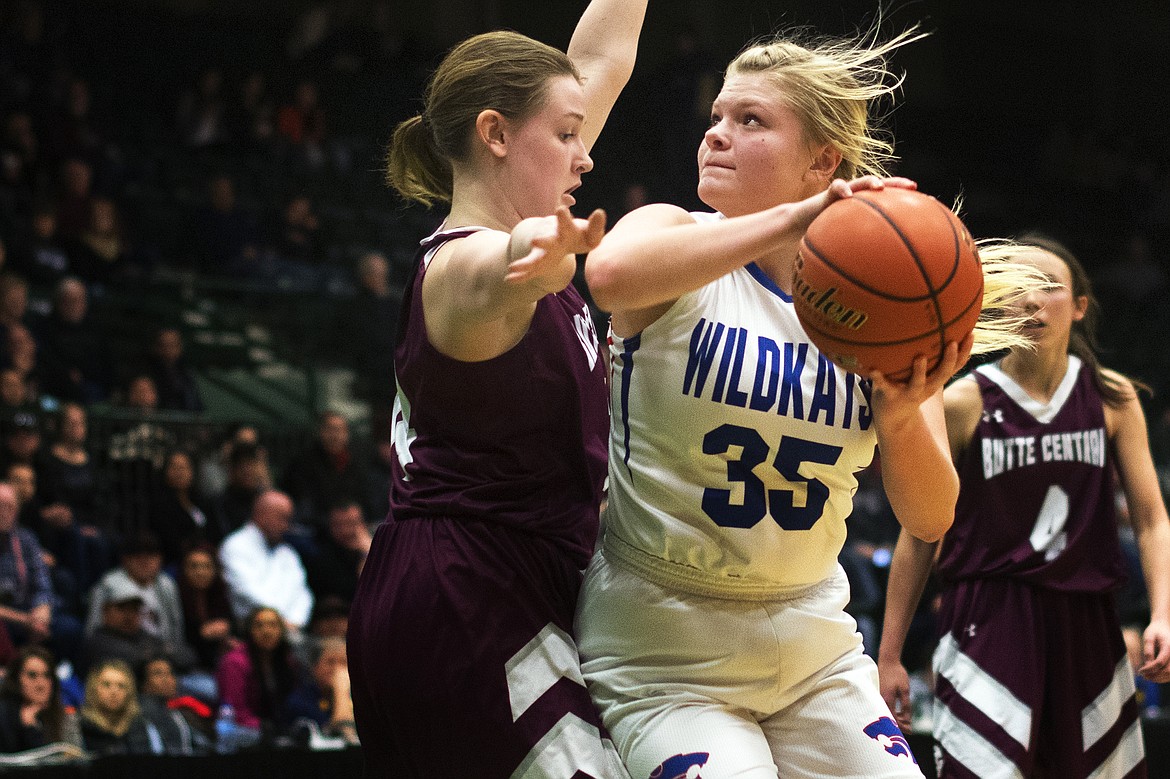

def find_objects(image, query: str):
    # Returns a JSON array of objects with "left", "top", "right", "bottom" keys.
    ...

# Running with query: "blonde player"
[{"left": 529, "top": 26, "right": 1038, "bottom": 779}]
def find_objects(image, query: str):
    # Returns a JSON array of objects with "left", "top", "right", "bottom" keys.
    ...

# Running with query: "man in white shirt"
[{"left": 219, "top": 490, "right": 313, "bottom": 633}]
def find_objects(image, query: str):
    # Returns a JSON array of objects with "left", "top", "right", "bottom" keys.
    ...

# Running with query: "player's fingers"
[
  {"left": 583, "top": 209, "right": 607, "bottom": 249},
  {"left": 882, "top": 176, "right": 918, "bottom": 191},
  {"left": 847, "top": 175, "right": 885, "bottom": 193}
]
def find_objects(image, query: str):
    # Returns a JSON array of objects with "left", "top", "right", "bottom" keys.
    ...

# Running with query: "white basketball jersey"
[{"left": 605, "top": 218, "right": 878, "bottom": 598}]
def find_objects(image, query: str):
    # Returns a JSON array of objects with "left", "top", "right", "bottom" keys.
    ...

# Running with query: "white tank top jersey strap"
[{"left": 603, "top": 212, "right": 878, "bottom": 600}]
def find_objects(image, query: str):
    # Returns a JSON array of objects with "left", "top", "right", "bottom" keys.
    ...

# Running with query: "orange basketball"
[{"left": 793, "top": 187, "right": 983, "bottom": 381}]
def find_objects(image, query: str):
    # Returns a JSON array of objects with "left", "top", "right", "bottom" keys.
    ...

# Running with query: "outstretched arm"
[{"left": 568, "top": 0, "right": 649, "bottom": 152}]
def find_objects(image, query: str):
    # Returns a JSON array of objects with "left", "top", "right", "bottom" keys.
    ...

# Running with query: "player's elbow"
[{"left": 584, "top": 248, "right": 624, "bottom": 312}]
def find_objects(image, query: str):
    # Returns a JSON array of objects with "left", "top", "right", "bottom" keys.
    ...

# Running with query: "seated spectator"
[
  {"left": 276, "top": 79, "right": 326, "bottom": 170},
  {"left": 11, "top": 459, "right": 108, "bottom": 616},
  {"left": 0, "top": 646, "right": 83, "bottom": 754},
  {"left": 219, "top": 491, "right": 313, "bottom": 634},
  {"left": 0, "top": 274, "right": 30, "bottom": 346},
  {"left": 0, "top": 481, "right": 81, "bottom": 663},
  {"left": 0, "top": 406, "right": 41, "bottom": 475},
  {"left": 307, "top": 500, "right": 369, "bottom": 604},
  {"left": 70, "top": 196, "right": 128, "bottom": 287},
  {"left": 36, "top": 402, "right": 112, "bottom": 543},
  {"left": 32, "top": 277, "right": 113, "bottom": 404},
  {"left": 341, "top": 251, "right": 396, "bottom": 410},
  {"left": 76, "top": 574, "right": 197, "bottom": 684},
  {"left": 215, "top": 606, "right": 300, "bottom": 733},
  {"left": 0, "top": 368, "right": 32, "bottom": 414},
  {"left": 186, "top": 173, "right": 260, "bottom": 277},
  {"left": 52, "top": 159, "right": 95, "bottom": 245},
  {"left": 2, "top": 324, "right": 39, "bottom": 402},
  {"left": 10, "top": 204, "right": 72, "bottom": 286},
  {"left": 197, "top": 424, "right": 270, "bottom": 500},
  {"left": 285, "top": 636, "right": 357, "bottom": 745},
  {"left": 208, "top": 440, "right": 268, "bottom": 536},
  {"left": 150, "top": 449, "right": 220, "bottom": 567},
  {"left": 176, "top": 542, "right": 235, "bottom": 672},
  {"left": 176, "top": 68, "right": 229, "bottom": 150},
  {"left": 78, "top": 658, "right": 157, "bottom": 756},
  {"left": 137, "top": 653, "right": 212, "bottom": 755},
  {"left": 143, "top": 328, "right": 203, "bottom": 414},
  {"left": 279, "top": 411, "right": 370, "bottom": 535},
  {"left": 305, "top": 595, "right": 349, "bottom": 642}
]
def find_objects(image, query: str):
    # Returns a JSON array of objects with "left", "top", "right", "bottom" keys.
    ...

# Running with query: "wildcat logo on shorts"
[
  {"left": 648, "top": 751, "right": 709, "bottom": 779},
  {"left": 863, "top": 717, "right": 916, "bottom": 763}
]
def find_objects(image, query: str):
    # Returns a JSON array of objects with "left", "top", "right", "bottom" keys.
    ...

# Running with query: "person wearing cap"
[{"left": 76, "top": 574, "right": 197, "bottom": 681}]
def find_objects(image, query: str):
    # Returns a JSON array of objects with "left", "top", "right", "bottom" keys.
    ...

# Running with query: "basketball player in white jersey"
[{"left": 509, "top": 26, "right": 1039, "bottom": 779}]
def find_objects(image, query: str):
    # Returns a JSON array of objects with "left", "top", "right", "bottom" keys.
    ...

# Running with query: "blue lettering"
[
  {"left": 857, "top": 378, "right": 873, "bottom": 431},
  {"left": 808, "top": 354, "right": 837, "bottom": 425},
  {"left": 683, "top": 319, "right": 725, "bottom": 397},
  {"left": 724, "top": 328, "right": 749, "bottom": 407},
  {"left": 750, "top": 337, "right": 781, "bottom": 412},
  {"left": 779, "top": 343, "right": 808, "bottom": 420},
  {"left": 711, "top": 327, "right": 739, "bottom": 403}
]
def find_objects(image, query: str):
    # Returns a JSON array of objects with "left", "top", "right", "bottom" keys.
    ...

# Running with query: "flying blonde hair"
[{"left": 969, "top": 239, "right": 1054, "bottom": 356}]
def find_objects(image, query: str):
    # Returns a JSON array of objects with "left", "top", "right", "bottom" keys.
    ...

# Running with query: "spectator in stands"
[
  {"left": 187, "top": 173, "right": 260, "bottom": 277},
  {"left": 207, "top": 440, "right": 266, "bottom": 534},
  {"left": 78, "top": 658, "right": 157, "bottom": 755},
  {"left": 276, "top": 78, "right": 327, "bottom": 170},
  {"left": 0, "top": 111, "right": 40, "bottom": 222},
  {"left": 53, "top": 158, "right": 95, "bottom": 244},
  {"left": 305, "top": 595, "right": 349, "bottom": 642},
  {"left": 280, "top": 411, "right": 369, "bottom": 534},
  {"left": 13, "top": 456, "right": 109, "bottom": 613},
  {"left": 270, "top": 193, "right": 323, "bottom": 268},
  {"left": 10, "top": 204, "right": 71, "bottom": 286},
  {"left": 285, "top": 636, "right": 357, "bottom": 744},
  {"left": 150, "top": 449, "right": 219, "bottom": 567},
  {"left": 176, "top": 67, "right": 229, "bottom": 149},
  {"left": 175, "top": 542, "right": 235, "bottom": 672},
  {"left": 37, "top": 402, "right": 109, "bottom": 540},
  {"left": 85, "top": 533, "right": 180, "bottom": 645},
  {"left": 215, "top": 605, "right": 300, "bottom": 734},
  {"left": 0, "top": 408, "right": 41, "bottom": 475},
  {"left": 228, "top": 69, "right": 276, "bottom": 148},
  {"left": 107, "top": 374, "right": 173, "bottom": 469},
  {"left": 0, "top": 274, "right": 30, "bottom": 345},
  {"left": 136, "top": 653, "right": 213, "bottom": 755},
  {"left": 143, "top": 327, "right": 202, "bottom": 414},
  {"left": 0, "top": 368, "right": 31, "bottom": 413},
  {"left": 0, "top": 481, "right": 81, "bottom": 662},
  {"left": 0, "top": 646, "right": 83, "bottom": 755},
  {"left": 77, "top": 574, "right": 197, "bottom": 684},
  {"left": 307, "top": 500, "right": 369, "bottom": 604},
  {"left": 2, "top": 324, "right": 39, "bottom": 403},
  {"left": 219, "top": 490, "right": 313, "bottom": 635},
  {"left": 342, "top": 251, "right": 396, "bottom": 409},
  {"left": 70, "top": 196, "right": 128, "bottom": 287},
  {"left": 31, "top": 276, "right": 113, "bottom": 403},
  {"left": 197, "top": 424, "right": 270, "bottom": 498}
]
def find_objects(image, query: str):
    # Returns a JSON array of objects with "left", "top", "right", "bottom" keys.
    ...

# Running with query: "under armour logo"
[
  {"left": 965, "top": 623, "right": 977, "bottom": 637},
  {"left": 982, "top": 409, "right": 1005, "bottom": 423},
  {"left": 863, "top": 717, "right": 916, "bottom": 763},
  {"left": 573, "top": 306, "right": 600, "bottom": 370},
  {"left": 649, "top": 752, "right": 709, "bottom": 779}
]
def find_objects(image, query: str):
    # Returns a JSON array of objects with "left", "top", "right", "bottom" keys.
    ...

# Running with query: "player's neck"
[
  {"left": 1001, "top": 347, "right": 1070, "bottom": 402},
  {"left": 754, "top": 240, "right": 801, "bottom": 293},
  {"left": 445, "top": 175, "right": 520, "bottom": 233}
]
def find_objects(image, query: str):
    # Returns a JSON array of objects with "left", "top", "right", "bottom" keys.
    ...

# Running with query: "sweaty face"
[
  {"left": 697, "top": 73, "right": 830, "bottom": 217},
  {"left": 497, "top": 74, "right": 593, "bottom": 219}
]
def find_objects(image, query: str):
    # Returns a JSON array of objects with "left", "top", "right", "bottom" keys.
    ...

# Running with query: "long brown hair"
[
  {"left": 1, "top": 646, "right": 66, "bottom": 742},
  {"left": 1017, "top": 232, "right": 1148, "bottom": 407}
]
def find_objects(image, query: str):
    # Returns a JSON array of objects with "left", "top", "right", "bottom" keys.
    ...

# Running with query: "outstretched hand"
[{"left": 505, "top": 207, "right": 607, "bottom": 284}]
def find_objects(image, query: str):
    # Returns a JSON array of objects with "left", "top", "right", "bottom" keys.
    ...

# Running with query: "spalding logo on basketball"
[{"left": 792, "top": 187, "right": 983, "bottom": 381}]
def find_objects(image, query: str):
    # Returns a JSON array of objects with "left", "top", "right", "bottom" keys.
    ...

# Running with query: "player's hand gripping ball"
[{"left": 793, "top": 187, "right": 983, "bottom": 381}]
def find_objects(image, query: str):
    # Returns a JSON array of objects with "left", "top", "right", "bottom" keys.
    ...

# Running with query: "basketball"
[{"left": 792, "top": 187, "right": 984, "bottom": 381}]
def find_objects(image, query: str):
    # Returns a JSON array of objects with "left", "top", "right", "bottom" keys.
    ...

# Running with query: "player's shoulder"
[{"left": 943, "top": 371, "right": 983, "bottom": 409}]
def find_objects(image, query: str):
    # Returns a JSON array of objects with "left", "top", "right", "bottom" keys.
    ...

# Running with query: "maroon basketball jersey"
[
  {"left": 387, "top": 227, "right": 609, "bottom": 565},
  {"left": 936, "top": 357, "right": 1126, "bottom": 591}
]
